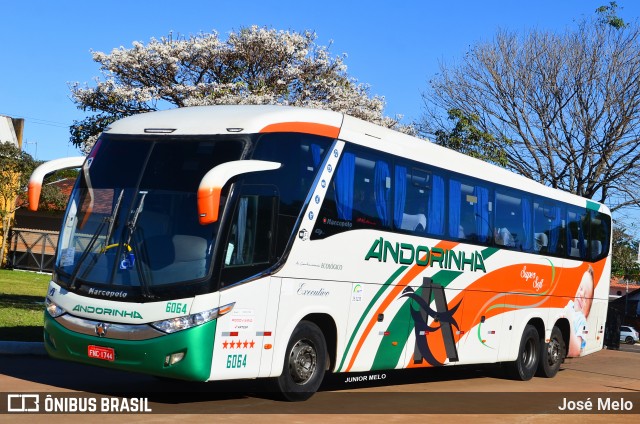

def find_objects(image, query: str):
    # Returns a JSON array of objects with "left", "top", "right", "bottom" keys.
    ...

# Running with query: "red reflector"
[
  {"left": 264, "top": 331, "right": 272, "bottom": 336},
  {"left": 230, "top": 332, "right": 238, "bottom": 337},
  {"left": 383, "top": 331, "right": 390, "bottom": 336}
]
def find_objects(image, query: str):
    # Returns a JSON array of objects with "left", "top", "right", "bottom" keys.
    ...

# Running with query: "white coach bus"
[{"left": 30, "top": 105, "right": 611, "bottom": 400}]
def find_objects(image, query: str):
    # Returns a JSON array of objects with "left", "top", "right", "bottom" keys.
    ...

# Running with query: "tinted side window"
[
  {"left": 220, "top": 187, "right": 278, "bottom": 286},
  {"left": 313, "top": 146, "right": 392, "bottom": 238},
  {"left": 249, "top": 133, "right": 332, "bottom": 256},
  {"left": 532, "top": 202, "right": 565, "bottom": 256},
  {"left": 589, "top": 212, "right": 610, "bottom": 261},
  {"left": 395, "top": 166, "right": 429, "bottom": 233},
  {"left": 566, "top": 207, "right": 588, "bottom": 259},
  {"left": 449, "top": 179, "right": 491, "bottom": 244},
  {"left": 494, "top": 190, "right": 532, "bottom": 251},
  {"left": 533, "top": 201, "right": 551, "bottom": 254}
]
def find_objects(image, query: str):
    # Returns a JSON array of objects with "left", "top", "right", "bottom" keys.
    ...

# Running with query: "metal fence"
[{"left": 8, "top": 228, "right": 59, "bottom": 273}]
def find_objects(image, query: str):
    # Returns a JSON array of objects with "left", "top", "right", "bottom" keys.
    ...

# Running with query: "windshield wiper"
[
  {"left": 123, "top": 191, "right": 156, "bottom": 300},
  {"left": 69, "top": 190, "right": 124, "bottom": 290},
  {"left": 105, "top": 190, "right": 124, "bottom": 246},
  {"left": 69, "top": 216, "right": 109, "bottom": 290}
]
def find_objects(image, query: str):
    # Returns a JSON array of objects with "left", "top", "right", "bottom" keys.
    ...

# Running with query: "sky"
[{"left": 5, "top": 0, "right": 640, "bottom": 161}]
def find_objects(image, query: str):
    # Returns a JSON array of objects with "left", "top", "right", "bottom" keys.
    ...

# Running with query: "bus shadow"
[
  {"left": 0, "top": 354, "right": 506, "bottom": 406},
  {"left": 320, "top": 363, "right": 504, "bottom": 392}
]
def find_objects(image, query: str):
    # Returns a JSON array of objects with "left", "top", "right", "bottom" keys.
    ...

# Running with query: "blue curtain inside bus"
[
  {"left": 521, "top": 197, "right": 532, "bottom": 251},
  {"left": 336, "top": 152, "right": 355, "bottom": 220},
  {"left": 473, "top": 186, "right": 490, "bottom": 243},
  {"left": 311, "top": 144, "right": 322, "bottom": 168},
  {"left": 448, "top": 180, "right": 461, "bottom": 238},
  {"left": 549, "top": 206, "right": 562, "bottom": 253},
  {"left": 428, "top": 175, "right": 444, "bottom": 235},
  {"left": 374, "top": 161, "right": 391, "bottom": 227},
  {"left": 394, "top": 166, "right": 407, "bottom": 228}
]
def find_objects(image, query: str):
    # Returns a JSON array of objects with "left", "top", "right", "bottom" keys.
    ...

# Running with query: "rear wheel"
[
  {"left": 276, "top": 321, "right": 326, "bottom": 401},
  {"left": 507, "top": 324, "right": 540, "bottom": 381},
  {"left": 536, "top": 326, "right": 565, "bottom": 378}
]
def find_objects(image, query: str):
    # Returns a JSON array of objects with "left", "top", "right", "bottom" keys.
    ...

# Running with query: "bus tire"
[
  {"left": 536, "top": 326, "right": 565, "bottom": 378},
  {"left": 507, "top": 324, "right": 540, "bottom": 381},
  {"left": 276, "top": 320, "right": 327, "bottom": 401}
]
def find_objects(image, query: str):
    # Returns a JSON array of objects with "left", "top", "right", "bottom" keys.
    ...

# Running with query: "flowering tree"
[{"left": 71, "top": 26, "right": 408, "bottom": 152}]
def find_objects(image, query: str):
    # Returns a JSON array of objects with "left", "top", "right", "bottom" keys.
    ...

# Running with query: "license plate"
[{"left": 88, "top": 345, "right": 115, "bottom": 361}]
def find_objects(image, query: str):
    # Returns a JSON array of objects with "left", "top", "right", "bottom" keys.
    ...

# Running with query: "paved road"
[
  {"left": 619, "top": 341, "right": 640, "bottom": 354},
  {"left": 0, "top": 348, "right": 638, "bottom": 422}
]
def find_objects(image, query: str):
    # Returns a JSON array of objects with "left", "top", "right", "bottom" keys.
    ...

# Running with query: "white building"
[{"left": 0, "top": 115, "right": 22, "bottom": 147}]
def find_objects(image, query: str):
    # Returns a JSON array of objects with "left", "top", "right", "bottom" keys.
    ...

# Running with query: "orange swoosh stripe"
[
  {"left": 260, "top": 122, "right": 340, "bottom": 139},
  {"left": 345, "top": 240, "right": 459, "bottom": 372}
]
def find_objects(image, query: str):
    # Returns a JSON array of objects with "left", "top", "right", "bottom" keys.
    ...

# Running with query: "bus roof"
[
  {"left": 340, "top": 114, "right": 610, "bottom": 215},
  {"left": 105, "top": 105, "right": 344, "bottom": 137},
  {"left": 104, "top": 105, "right": 610, "bottom": 215}
]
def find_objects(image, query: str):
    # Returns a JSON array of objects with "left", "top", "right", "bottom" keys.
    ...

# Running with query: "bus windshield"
[{"left": 56, "top": 134, "right": 246, "bottom": 298}]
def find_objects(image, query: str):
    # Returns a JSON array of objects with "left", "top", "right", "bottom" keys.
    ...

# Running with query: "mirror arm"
[
  {"left": 28, "top": 157, "right": 85, "bottom": 211},
  {"left": 197, "top": 160, "right": 281, "bottom": 225}
]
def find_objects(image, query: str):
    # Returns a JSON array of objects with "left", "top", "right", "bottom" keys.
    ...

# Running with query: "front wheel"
[
  {"left": 276, "top": 321, "right": 327, "bottom": 401},
  {"left": 536, "top": 326, "right": 565, "bottom": 378},
  {"left": 626, "top": 336, "right": 635, "bottom": 345},
  {"left": 507, "top": 324, "right": 540, "bottom": 381}
]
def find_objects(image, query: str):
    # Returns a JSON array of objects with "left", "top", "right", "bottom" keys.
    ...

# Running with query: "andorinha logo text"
[
  {"left": 72, "top": 304, "right": 143, "bottom": 319},
  {"left": 365, "top": 237, "right": 487, "bottom": 273}
]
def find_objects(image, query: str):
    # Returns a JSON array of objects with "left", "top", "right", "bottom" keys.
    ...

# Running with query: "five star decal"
[{"left": 222, "top": 339, "right": 256, "bottom": 349}]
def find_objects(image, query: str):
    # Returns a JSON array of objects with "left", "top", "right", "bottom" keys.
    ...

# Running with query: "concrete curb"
[{"left": 0, "top": 341, "right": 47, "bottom": 356}]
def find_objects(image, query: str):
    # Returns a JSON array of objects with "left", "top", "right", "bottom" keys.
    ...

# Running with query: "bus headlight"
[
  {"left": 45, "top": 297, "right": 66, "bottom": 318},
  {"left": 150, "top": 302, "right": 235, "bottom": 334}
]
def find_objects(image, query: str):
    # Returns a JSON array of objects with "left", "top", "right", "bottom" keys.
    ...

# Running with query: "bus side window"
[
  {"left": 539, "top": 203, "right": 565, "bottom": 256},
  {"left": 395, "top": 165, "right": 428, "bottom": 233},
  {"left": 494, "top": 190, "right": 532, "bottom": 251},
  {"left": 589, "top": 212, "right": 610, "bottom": 260},
  {"left": 533, "top": 200, "right": 550, "bottom": 253},
  {"left": 566, "top": 208, "right": 588, "bottom": 259},
  {"left": 449, "top": 179, "right": 491, "bottom": 244},
  {"left": 221, "top": 189, "right": 277, "bottom": 286},
  {"left": 312, "top": 147, "right": 393, "bottom": 239}
]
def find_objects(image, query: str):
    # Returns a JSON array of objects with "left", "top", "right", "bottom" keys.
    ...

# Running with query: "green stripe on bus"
[
  {"left": 586, "top": 200, "right": 600, "bottom": 211},
  {"left": 481, "top": 247, "right": 498, "bottom": 260},
  {"left": 370, "top": 270, "right": 463, "bottom": 370},
  {"left": 337, "top": 266, "right": 407, "bottom": 372}
]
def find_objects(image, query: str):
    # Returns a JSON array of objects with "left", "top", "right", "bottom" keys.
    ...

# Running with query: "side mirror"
[
  {"left": 197, "top": 160, "right": 281, "bottom": 225},
  {"left": 28, "top": 157, "right": 86, "bottom": 211}
]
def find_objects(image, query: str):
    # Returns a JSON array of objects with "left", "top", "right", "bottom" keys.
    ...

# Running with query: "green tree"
[
  {"left": 596, "top": 2, "right": 627, "bottom": 29},
  {"left": 611, "top": 225, "right": 640, "bottom": 279},
  {"left": 0, "top": 142, "right": 36, "bottom": 265},
  {"left": 432, "top": 109, "right": 509, "bottom": 166},
  {"left": 0, "top": 144, "right": 69, "bottom": 267}
]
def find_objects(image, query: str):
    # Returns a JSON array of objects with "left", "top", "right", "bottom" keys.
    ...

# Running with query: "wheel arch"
[
  {"left": 554, "top": 317, "right": 570, "bottom": 357},
  {"left": 527, "top": 317, "right": 545, "bottom": 342},
  {"left": 301, "top": 312, "right": 337, "bottom": 372}
]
